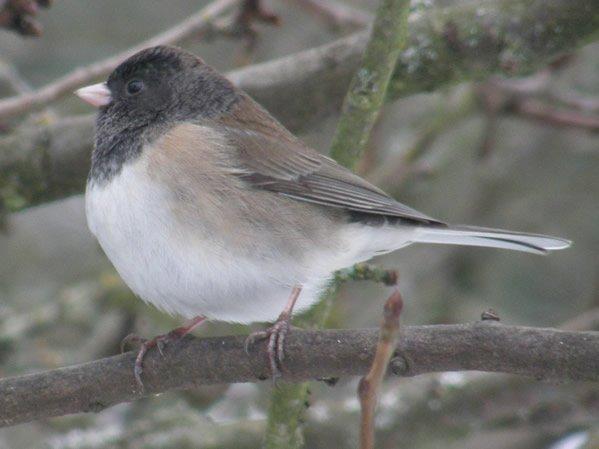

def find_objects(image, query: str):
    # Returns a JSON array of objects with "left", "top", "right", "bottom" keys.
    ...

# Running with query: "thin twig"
[
  {"left": 479, "top": 81, "right": 599, "bottom": 133},
  {"left": 0, "top": 59, "right": 57, "bottom": 127},
  {"left": 0, "top": 0, "right": 241, "bottom": 121},
  {"left": 292, "top": 0, "right": 371, "bottom": 30},
  {"left": 358, "top": 289, "right": 403, "bottom": 449},
  {"left": 489, "top": 71, "right": 553, "bottom": 96},
  {"left": 1, "top": 323, "right": 599, "bottom": 427},
  {"left": 551, "top": 90, "right": 599, "bottom": 113},
  {"left": 509, "top": 97, "right": 599, "bottom": 131},
  {"left": 476, "top": 59, "right": 599, "bottom": 135}
]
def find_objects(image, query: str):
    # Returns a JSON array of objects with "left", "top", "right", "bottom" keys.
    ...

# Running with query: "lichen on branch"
[{"left": 329, "top": 0, "right": 410, "bottom": 169}]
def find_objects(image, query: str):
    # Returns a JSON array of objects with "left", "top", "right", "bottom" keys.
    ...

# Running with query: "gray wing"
[{"left": 222, "top": 125, "right": 442, "bottom": 225}]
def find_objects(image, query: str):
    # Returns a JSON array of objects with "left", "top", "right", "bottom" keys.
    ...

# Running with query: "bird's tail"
[{"left": 412, "top": 225, "right": 571, "bottom": 255}]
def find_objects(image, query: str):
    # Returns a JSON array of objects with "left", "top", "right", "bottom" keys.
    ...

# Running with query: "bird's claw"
[
  {"left": 245, "top": 316, "right": 291, "bottom": 383},
  {"left": 131, "top": 331, "right": 182, "bottom": 391}
]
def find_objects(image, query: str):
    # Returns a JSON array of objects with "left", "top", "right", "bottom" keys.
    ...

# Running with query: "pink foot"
[
  {"left": 245, "top": 315, "right": 291, "bottom": 381},
  {"left": 121, "top": 316, "right": 205, "bottom": 391}
]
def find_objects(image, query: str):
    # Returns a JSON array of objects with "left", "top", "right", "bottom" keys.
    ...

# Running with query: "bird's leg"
[
  {"left": 122, "top": 315, "right": 206, "bottom": 390},
  {"left": 245, "top": 285, "right": 302, "bottom": 381}
]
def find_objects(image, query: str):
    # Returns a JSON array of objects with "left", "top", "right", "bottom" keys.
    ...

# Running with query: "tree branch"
[
  {"left": 0, "top": 0, "right": 241, "bottom": 121},
  {"left": 1, "top": 0, "right": 596, "bottom": 124},
  {"left": 262, "top": 0, "right": 411, "bottom": 445},
  {"left": 1, "top": 323, "right": 598, "bottom": 427},
  {"left": 329, "top": 0, "right": 410, "bottom": 169},
  {"left": 1, "top": 0, "right": 598, "bottom": 213},
  {"left": 0, "top": 114, "right": 93, "bottom": 211}
]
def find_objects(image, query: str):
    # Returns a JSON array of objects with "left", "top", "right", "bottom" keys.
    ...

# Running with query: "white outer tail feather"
[{"left": 413, "top": 225, "right": 571, "bottom": 255}]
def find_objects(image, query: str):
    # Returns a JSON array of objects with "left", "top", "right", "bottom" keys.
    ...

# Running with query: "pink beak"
[{"left": 75, "top": 82, "right": 112, "bottom": 107}]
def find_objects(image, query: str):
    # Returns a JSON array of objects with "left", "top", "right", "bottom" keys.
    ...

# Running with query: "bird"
[{"left": 75, "top": 45, "right": 570, "bottom": 387}]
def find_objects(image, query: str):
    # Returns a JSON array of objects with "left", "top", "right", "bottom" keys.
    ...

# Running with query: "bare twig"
[
  {"left": 0, "top": 0, "right": 51, "bottom": 36},
  {"left": 509, "top": 97, "right": 599, "bottom": 131},
  {"left": 0, "top": 0, "right": 241, "bottom": 120},
  {"left": 358, "top": 290, "right": 403, "bottom": 449},
  {"left": 478, "top": 81, "right": 599, "bottom": 133},
  {"left": 292, "top": 0, "right": 371, "bottom": 30},
  {"left": 489, "top": 71, "right": 553, "bottom": 96},
  {"left": 475, "top": 54, "right": 599, "bottom": 137},
  {"left": 0, "top": 59, "right": 57, "bottom": 129},
  {"left": 551, "top": 90, "right": 599, "bottom": 113},
  {"left": 1, "top": 323, "right": 599, "bottom": 427}
]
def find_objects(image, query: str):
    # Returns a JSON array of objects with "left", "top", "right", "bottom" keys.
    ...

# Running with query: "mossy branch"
[
  {"left": 262, "top": 283, "right": 339, "bottom": 449},
  {"left": 262, "top": 0, "right": 411, "bottom": 447},
  {"left": 329, "top": 0, "right": 410, "bottom": 169},
  {"left": 3, "top": 323, "right": 599, "bottom": 427}
]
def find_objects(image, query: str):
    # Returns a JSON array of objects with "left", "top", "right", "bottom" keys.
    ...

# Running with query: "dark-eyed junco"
[{"left": 75, "top": 46, "right": 570, "bottom": 386}]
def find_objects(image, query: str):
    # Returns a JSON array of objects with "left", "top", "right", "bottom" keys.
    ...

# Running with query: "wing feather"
[{"left": 216, "top": 95, "right": 443, "bottom": 225}]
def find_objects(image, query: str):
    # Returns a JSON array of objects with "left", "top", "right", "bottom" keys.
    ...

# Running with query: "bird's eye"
[{"left": 126, "top": 79, "right": 144, "bottom": 96}]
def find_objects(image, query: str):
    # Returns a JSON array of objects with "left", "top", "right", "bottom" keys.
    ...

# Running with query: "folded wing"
[{"left": 218, "top": 96, "right": 442, "bottom": 225}]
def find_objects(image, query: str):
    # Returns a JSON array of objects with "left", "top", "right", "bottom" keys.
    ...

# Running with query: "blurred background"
[{"left": 0, "top": 0, "right": 598, "bottom": 448}]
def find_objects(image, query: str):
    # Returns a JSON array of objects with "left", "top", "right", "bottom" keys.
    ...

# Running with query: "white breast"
[{"left": 86, "top": 156, "right": 417, "bottom": 323}]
